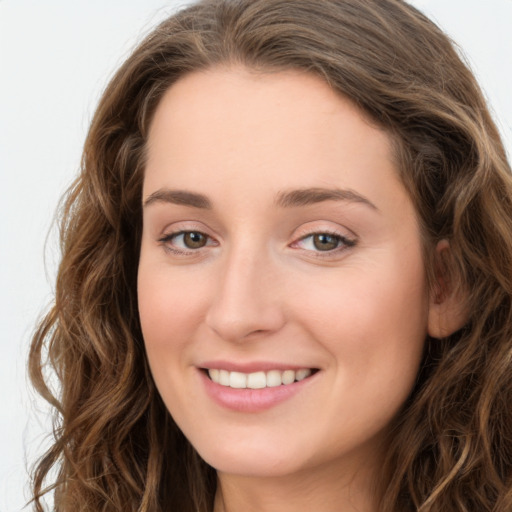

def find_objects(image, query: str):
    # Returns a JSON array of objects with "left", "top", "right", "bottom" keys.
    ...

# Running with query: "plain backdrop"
[{"left": 1, "top": 1, "right": 511, "bottom": 510}]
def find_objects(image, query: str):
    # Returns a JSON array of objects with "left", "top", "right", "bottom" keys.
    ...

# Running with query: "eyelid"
[
  {"left": 157, "top": 224, "right": 219, "bottom": 255},
  {"left": 158, "top": 230, "right": 214, "bottom": 244},
  {"left": 155, "top": 222, "right": 357, "bottom": 257},
  {"left": 157, "top": 220, "right": 216, "bottom": 241},
  {"left": 292, "top": 219, "right": 356, "bottom": 237},
  {"left": 294, "top": 231, "right": 355, "bottom": 247},
  {"left": 290, "top": 225, "right": 357, "bottom": 256}
]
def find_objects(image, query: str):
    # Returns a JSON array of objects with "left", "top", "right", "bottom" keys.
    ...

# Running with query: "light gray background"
[{"left": 1, "top": 1, "right": 511, "bottom": 510}]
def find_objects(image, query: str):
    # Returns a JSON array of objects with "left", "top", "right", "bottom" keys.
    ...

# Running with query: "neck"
[{"left": 213, "top": 454, "right": 383, "bottom": 512}]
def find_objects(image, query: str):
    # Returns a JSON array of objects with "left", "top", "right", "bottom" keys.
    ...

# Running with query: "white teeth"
[
  {"left": 247, "top": 371, "right": 266, "bottom": 389},
  {"left": 282, "top": 369, "right": 295, "bottom": 385},
  {"left": 219, "top": 369, "right": 230, "bottom": 386},
  {"left": 295, "top": 369, "right": 312, "bottom": 381},
  {"left": 207, "top": 368, "right": 314, "bottom": 389},
  {"left": 266, "top": 370, "right": 282, "bottom": 387},
  {"left": 229, "top": 371, "right": 247, "bottom": 389}
]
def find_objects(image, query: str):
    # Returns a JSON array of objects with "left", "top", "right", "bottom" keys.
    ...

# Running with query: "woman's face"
[{"left": 138, "top": 68, "right": 429, "bottom": 479}]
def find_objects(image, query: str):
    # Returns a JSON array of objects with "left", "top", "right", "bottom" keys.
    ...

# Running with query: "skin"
[{"left": 138, "top": 67, "right": 442, "bottom": 511}]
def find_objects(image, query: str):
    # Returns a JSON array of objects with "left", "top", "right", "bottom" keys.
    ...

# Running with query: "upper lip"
[{"left": 198, "top": 360, "right": 318, "bottom": 373}]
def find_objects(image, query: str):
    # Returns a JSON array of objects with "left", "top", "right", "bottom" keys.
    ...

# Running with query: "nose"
[{"left": 205, "top": 246, "right": 286, "bottom": 342}]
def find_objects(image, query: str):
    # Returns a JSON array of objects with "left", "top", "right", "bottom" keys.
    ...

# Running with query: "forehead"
[{"left": 144, "top": 67, "right": 404, "bottom": 214}]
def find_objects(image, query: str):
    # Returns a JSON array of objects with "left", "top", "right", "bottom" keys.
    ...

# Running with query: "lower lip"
[{"left": 200, "top": 370, "right": 316, "bottom": 412}]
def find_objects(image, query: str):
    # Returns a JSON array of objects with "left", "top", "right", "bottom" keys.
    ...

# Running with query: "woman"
[{"left": 30, "top": 0, "right": 512, "bottom": 510}]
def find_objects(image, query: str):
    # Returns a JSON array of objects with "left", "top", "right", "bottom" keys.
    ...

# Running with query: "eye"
[
  {"left": 179, "top": 231, "right": 208, "bottom": 249},
  {"left": 295, "top": 232, "right": 356, "bottom": 253},
  {"left": 159, "top": 230, "right": 214, "bottom": 253}
]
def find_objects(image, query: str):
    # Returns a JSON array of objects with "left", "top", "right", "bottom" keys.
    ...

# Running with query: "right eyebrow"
[{"left": 143, "top": 189, "right": 212, "bottom": 209}]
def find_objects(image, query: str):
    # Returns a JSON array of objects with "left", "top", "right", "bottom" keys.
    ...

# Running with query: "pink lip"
[{"left": 198, "top": 368, "right": 318, "bottom": 413}]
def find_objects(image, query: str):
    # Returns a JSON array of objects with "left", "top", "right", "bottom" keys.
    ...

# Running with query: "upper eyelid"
[
  {"left": 293, "top": 225, "right": 357, "bottom": 242},
  {"left": 156, "top": 223, "right": 357, "bottom": 246},
  {"left": 158, "top": 221, "right": 215, "bottom": 238},
  {"left": 158, "top": 230, "right": 218, "bottom": 256},
  {"left": 296, "top": 228, "right": 352, "bottom": 239},
  {"left": 292, "top": 232, "right": 356, "bottom": 248},
  {"left": 159, "top": 230, "right": 215, "bottom": 243}
]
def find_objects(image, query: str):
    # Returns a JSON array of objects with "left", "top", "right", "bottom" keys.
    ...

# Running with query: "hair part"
[{"left": 30, "top": 1, "right": 512, "bottom": 510}]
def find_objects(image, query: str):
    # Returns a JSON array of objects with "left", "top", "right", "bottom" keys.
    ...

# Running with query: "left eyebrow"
[{"left": 275, "top": 187, "right": 379, "bottom": 211}]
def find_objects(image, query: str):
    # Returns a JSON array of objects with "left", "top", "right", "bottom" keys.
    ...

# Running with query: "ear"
[{"left": 427, "top": 240, "right": 468, "bottom": 338}]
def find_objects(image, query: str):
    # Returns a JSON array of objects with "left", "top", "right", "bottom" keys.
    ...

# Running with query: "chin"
[{"left": 195, "top": 441, "right": 304, "bottom": 478}]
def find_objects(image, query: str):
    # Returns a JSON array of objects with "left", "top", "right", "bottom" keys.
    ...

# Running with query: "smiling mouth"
[{"left": 204, "top": 368, "right": 318, "bottom": 389}]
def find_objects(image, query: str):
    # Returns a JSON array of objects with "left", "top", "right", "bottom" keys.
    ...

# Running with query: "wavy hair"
[{"left": 30, "top": 0, "right": 512, "bottom": 510}]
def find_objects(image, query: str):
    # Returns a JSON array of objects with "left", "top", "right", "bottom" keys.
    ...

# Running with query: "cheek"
[
  {"left": 298, "top": 273, "right": 426, "bottom": 333},
  {"left": 290, "top": 250, "right": 429, "bottom": 389},
  {"left": 137, "top": 261, "right": 207, "bottom": 372},
  {"left": 293, "top": 265, "right": 428, "bottom": 447},
  {"left": 137, "top": 261, "right": 213, "bottom": 427}
]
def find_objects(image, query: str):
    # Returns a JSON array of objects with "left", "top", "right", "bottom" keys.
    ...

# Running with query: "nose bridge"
[{"left": 205, "top": 238, "right": 284, "bottom": 341}]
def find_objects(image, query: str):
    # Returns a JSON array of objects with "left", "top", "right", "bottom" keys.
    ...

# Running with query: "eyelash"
[
  {"left": 293, "top": 230, "right": 357, "bottom": 257},
  {"left": 158, "top": 229, "right": 357, "bottom": 257},
  {"left": 158, "top": 231, "right": 217, "bottom": 256}
]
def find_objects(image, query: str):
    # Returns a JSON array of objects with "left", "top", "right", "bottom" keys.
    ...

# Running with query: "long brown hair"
[{"left": 30, "top": 0, "right": 512, "bottom": 510}]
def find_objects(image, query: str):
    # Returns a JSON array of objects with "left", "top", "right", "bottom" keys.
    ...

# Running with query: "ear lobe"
[{"left": 427, "top": 240, "right": 468, "bottom": 338}]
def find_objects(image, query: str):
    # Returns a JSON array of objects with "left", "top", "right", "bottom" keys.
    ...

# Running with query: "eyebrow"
[
  {"left": 143, "top": 189, "right": 212, "bottom": 209},
  {"left": 143, "top": 186, "right": 378, "bottom": 211},
  {"left": 275, "top": 187, "right": 378, "bottom": 210}
]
